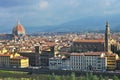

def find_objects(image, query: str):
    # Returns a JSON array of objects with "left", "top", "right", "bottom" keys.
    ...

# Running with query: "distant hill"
[
  {"left": 27, "top": 15, "right": 120, "bottom": 33},
  {"left": 1, "top": 15, "right": 120, "bottom": 33},
  {"left": 54, "top": 16, "right": 120, "bottom": 32}
]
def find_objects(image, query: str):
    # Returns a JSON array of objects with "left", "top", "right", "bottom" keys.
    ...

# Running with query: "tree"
[
  {"left": 92, "top": 75, "right": 99, "bottom": 80},
  {"left": 52, "top": 73, "right": 55, "bottom": 80},
  {"left": 99, "top": 75, "right": 103, "bottom": 80},
  {"left": 47, "top": 75, "right": 51, "bottom": 80},
  {"left": 61, "top": 75, "right": 66, "bottom": 80},
  {"left": 89, "top": 72, "right": 93, "bottom": 80},
  {"left": 104, "top": 76, "right": 109, "bottom": 80},
  {"left": 85, "top": 73, "right": 89, "bottom": 80},
  {"left": 71, "top": 72, "right": 76, "bottom": 80},
  {"left": 79, "top": 76, "right": 85, "bottom": 80},
  {"left": 54, "top": 75, "right": 61, "bottom": 80},
  {"left": 113, "top": 75, "right": 119, "bottom": 80}
]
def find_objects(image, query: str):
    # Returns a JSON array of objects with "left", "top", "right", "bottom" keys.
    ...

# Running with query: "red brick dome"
[{"left": 12, "top": 21, "right": 26, "bottom": 36}]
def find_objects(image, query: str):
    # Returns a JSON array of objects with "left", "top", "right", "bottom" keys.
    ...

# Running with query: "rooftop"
[{"left": 73, "top": 39, "right": 105, "bottom": 43}]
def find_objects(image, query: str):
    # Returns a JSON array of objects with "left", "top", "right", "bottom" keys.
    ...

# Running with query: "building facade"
[
  {"left": 10, "top": 56, "right": 29, "bottom": 68},
  {"left": 49, "top": 57, "right": 71, "bottom": 70},
  {"left": 0, "top": 54, "right": 10, "bottom": 67},
  {"left": 72, "top": 22, "right": 120, "bottom": 54},
  {"left": 116, "top": 59, "right": 120, "bottom": 70},
  {"left": 72, "top": 39, "right": 105, "bottom": 52},
  {"left": 0, "top": 53, "right": 29, "bottom": 68},
  {"left": 70, "top": 52, "right": 107, "bottom": 71},
  {"left": 106, "top": 53, "right": 118, "bottom": 70},
  {"left": 19, "top": 45, "right": 55, "bottom": 67}
]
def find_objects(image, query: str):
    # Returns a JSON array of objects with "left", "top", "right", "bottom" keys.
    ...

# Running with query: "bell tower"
[{"left": 105, "top": 21, "right": 111, "bottom": 52}]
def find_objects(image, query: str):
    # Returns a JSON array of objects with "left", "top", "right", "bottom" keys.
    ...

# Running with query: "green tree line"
[{"left": 0, "top": 70, "right": 119, "bottom": 80}]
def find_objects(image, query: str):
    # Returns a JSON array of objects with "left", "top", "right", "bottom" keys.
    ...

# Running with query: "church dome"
[{"left": 12, "top": 21, "right": 26, "bottom": 36}]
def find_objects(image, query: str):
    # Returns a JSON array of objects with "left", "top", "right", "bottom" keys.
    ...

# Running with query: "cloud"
[
  {"left": 1, "top": 0, "right": 120, "bottom": 31},
  {"left": 39, "top": 1, "right": 49, "bottom": 10}
]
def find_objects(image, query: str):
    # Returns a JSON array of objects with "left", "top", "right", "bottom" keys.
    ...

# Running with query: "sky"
[{"left": 0, "top": 0, "right": 120, "bottom": 30}]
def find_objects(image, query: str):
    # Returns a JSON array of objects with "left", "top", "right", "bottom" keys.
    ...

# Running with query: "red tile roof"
[
  {"left": 74, "top": 39, "right": 105, "bottom": 43},
  {"left": 71, "top": 52, "right": 114, "bottom": 56},
  {"left": 0, "top": 53, "right": 11, "bottom": 57},
  {"left": 11, "top": 56, "right": 28, "bottom": 60},
  {"left": 13, "top": 23, "right": 25, "bottom": 34}
]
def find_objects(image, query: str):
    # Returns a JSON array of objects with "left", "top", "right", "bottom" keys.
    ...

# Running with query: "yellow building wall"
[
  {"left": 10, "top": 58, "right": 29, "bottom": 68},
  {"left": 20, "top": 59, "right": 29, "bottom": 68},
  {"left": 106, "top": 55, "right": 116, "bottom": 70}
]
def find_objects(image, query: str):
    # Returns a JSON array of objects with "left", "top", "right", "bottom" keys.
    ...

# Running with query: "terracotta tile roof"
[
  {"left": 13, "top": 23, "right": 25, "bottom": 34},
  {"left": 11, "top": 56, "right": 28, "bottom": 60},
  {"left": 0, "top": 53, "right": 11, "bottom": 56},
  {"left": 45, "top": 42, "right": 56, "bottom": 46},
  {"left": 74, "top": 39, "right": 105, "bottom": 43},
  {"left": 42, "top": 46, "right": 50, "bottom": 51},
  {"left": 71, "top": 52, "right": 114, "bottom": 56},
  {"left": 105, "top": 52, "right": 116, "bottom": 56},
  {"left": 71, "top": 52, "right": 104, "bottom": 56}
]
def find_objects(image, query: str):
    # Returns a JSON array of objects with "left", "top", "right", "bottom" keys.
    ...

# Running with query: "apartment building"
[
  {"left": 70, "top": 52, "right": 107, "bottom": 71},
  {"left": 49, "top": 57, "right": 71, "bottom": 70},
  {"left": 0, "top": 53, "right": 29, "bottom": 68},
  {"left": 0, "top": 54, "right": 11, "bottom": 67}
]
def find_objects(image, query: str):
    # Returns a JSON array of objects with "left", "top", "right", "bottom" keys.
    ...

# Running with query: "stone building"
[
  {"left": 72, "top": 39, "right": 105, "bottom": 52},
  {"left": 70, "top": 52, "right": 107, "bottom": 71},
  {"left": 72, "top": 22, "right": 120, "bottom": 53},
  {"left": 12, "top": 20, "right": 26, "bottom": 37},
  {"left": 70, "top": 52, "right": 119, "bottom": 71},
  {"left": 19, "top": 45, "right": 55, "bottom": 67},
  {"left": 0, "top": 53, "right": 29, "bottom": 68}
]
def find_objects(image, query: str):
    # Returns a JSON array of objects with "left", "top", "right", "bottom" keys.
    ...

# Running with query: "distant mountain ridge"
[
  {"left": 27, "top": 15, "right": 120, "bottom": 33},
  {"left": 1, "top": 15, "right": 120, "bottom": 33}
]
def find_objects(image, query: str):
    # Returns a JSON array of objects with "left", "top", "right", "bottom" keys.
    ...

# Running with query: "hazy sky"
[{"left": 0, "top": 0, "right": 120, "bottom": 28}]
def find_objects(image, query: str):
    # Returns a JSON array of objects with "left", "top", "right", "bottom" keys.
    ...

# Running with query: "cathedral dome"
[{"left": 12, "top": 21, "right": 26, "bottom": 36}]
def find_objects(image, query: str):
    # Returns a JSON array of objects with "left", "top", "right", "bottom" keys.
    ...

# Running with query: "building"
[
  {"left": 72, "top": 22, "right": 120, "bottom": 53},
  {"left": 19, "top": 45, "right": 55, "bottom": 67},
  {"left": 70, "top": 52, "right": 107, "bottom": 71},
  {"left": 106, "top": 53, "right": 119, "bottom": 70},
  {"left": 49, "top": 57, "right": 71, "bottom": 70},
  {"left": 0, "top": 53, "right": 29, "bottom": 68},
  {"left": 116, "top": 59, "right": 120, "bottom": 70},
  {"left": 12, "top": 20, "right": 26, "bottom": 37},
  {"left": 10, "top": 54, "right": 29, "bottom": 68},
  {"left": 19, "top": 52, "right": 39, "bottom": 66},
  {"left": 0, "top": 20, "right": 26, "bottom": 40},
  {"left": 105, "top": 22, "right": 111, "bottom": 52},
  {"left": 0, "top": 53, "right": 11, "bottom": 67},
  {"left": 72, "top": 39, "right": 105, "bottom": 52},
  {"left": 49, "top": 57, "right": 62, "bottom": 70},
  {"left": 70, "top": 52, "right": 119, "bottom": 71}
]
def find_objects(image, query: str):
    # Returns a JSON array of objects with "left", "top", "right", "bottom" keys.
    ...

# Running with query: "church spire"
[
  {"left": 105, "top": 21, "right": 111, "bottom": 52},
  {"left": 106, "top": 21, "right": 109, "bottom": 26}
]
